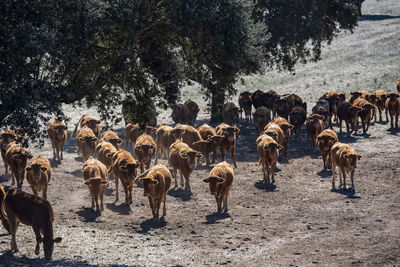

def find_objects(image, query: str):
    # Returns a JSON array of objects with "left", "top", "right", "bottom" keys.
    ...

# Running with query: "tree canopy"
[{"left": 0, "top": 0, "right": 359, "bottom": 145}]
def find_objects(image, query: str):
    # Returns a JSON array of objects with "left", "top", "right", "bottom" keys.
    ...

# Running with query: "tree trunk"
[{"left": 210, "top": 86, "right": 225, "bottom": 124}]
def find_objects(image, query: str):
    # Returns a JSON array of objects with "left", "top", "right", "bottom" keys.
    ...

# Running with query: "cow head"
[
  {"left": 144, "top": 126, "right": 157, "bottom": 134},
  {"left": 135, "top": 144, "right": 156, "bottom": 160},
  {"left": 52, "top": 124, "right": 68, "bottom": 140},
  {"left": 343, "top": 152, "right": 362, "bottom": 169},
  {"left": 366, "top": 94, "right": 377, "bottom": 104},
  {"left": 208, "top": 135, "right": 224, "bottom": 147},
  {"left": 350, "top": 91, "right": 363, "bottom": 101},
  {"left": 279, "top": 123, "right": 294, "bottom": 133},
  {"left": 78, "top": 136, "right": 98, "bottom": 145},
  {"left": 138, "top": 176, "right": 159, "bottom": 197},
  {"left": 26, "top": 163, "right": 47, "bottom": 180},
  {"left": 348, "top": 105, "right": 363, "bottom": 122},
  {"left": 171, "top": 104, "right": 187, "bottom": 123},
  {"left": 192, "top": 140, "right": 211, "bottom": 153},
  {"left": 317, "top": 135, "right": 337, "bottom": 152},
  {"left": 119, "top": 162, "right": 140, "bottom": 178},
  {"left": 220, "top": 126, "right": 240, "bottom": 142},
  {"left": 84, "top": 119, "right": 101, "bottom": 132},
  {"left": 108, "top": 138, "right": 123, "bottom": 150},
  {"left": 171, "top": 125, "right": 185, "bottom": 140},
  {"left": 41, "top": 236, "right": 62, "bottom": 260},
  {"left": 375, "top": 93, "right": 387, "bottom": 104},
  {"left": 307, "top": 114, "right": 325, "bottom": 124},
  {"left": 264, "top": 129, "right": 279, "bottom": 142},
  {"left": 179, "top": 149, "right": 202, "bottom": 169},
  {"left": 12, "top": 147, "right": 33, "bottom": 164},
  {"left": 388, "top": 93, "right": 400, "bottom": 103},
  {"left": 203, "top": 176, "right": 225, "bottom": 196},
  {"left": 84, "top": 177, "right": 108, "bottom": 208},
  {"left": 289, "top": 106, "right": 306, "bottom": 125},
  {"left": 263, "top": 141, "right": 282, "bottom": 160}
]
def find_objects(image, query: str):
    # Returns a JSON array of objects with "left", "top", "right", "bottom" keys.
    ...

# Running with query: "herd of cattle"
[{"left": 0, "top": 77, "right": 400, "bottom": 260}]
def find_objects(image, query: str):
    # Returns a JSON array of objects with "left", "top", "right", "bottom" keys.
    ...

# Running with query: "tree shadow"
[
  {"left": 359, "top": 14, "right": 400, "bottom": 21},
  {"left": 203, "top": 212, "right": 231, "bottom": 225},
  {"left": 105, "top": 202, "right": 131, "bottom": 215},
  {"left": 74, "top": 157, "right": 84, "bottom": 163},
  {"left": 136, "top": 217, "right": 167, "bottom": 234},
  {"left": 75, "top": 207, "right": 101, "bottom": 223},
  {"left": 254, "top": 181, "right": 277, "bottom": 192},
  {"left": 0, "top": 250, "right": 106, "bottom": 267},
  {"left": 50, "top": 159, "right": 61, "bottom": 168},
  {"left": 338, "top": 134, "right": 359, "bottom": 144},
  {"left": 65, "top": 169, "right": 82, "bottom": 178},
  {"left": 331, "top": 188, "right": 361, "bottom": 199},
  {"left": 167, "top": 188, "right": 192, "bottom": 201},
  {"left": 317, "top": 169, "right": 332, "bottom": 178},
  {"left": 386, "top": 128, "right": 399, "bottom": 136},
  {"left": 0, "top": 174, "right": 10, "bottom": 183}
]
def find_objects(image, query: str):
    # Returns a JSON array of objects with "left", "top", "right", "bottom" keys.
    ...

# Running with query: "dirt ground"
[{"left": 1, "top": 1, "right": 400, "bottom": 266}]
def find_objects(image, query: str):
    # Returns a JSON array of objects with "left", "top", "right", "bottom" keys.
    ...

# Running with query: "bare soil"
[{"left": 1, "top": 0, "right": 400, "bottom": 266}]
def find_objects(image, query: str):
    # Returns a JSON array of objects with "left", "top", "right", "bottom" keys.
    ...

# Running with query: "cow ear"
[
  {"left": 179, "top": 150, "right": 188, "bottom": 159},
  {"left": 316, "top": 136, "right": 322, "bottom": 142},
  {"left": 12, "top": 154, "right": 18, "bottom": 159},
  {"left": 196, "top": 152, "right": 203, "bottom": 158},
  {"left": 53, "top": 237, "right": 62, "bottom": 243},
  {"left": 217, "top": 177, "right": 225, "bottom": 184},
  {"left": 96, "top": 120, "right": 101, "bottom": 124},
  {"left": 289, "top": 124, "right": 294, "bottom": 129},
  {"left": 25, "top": 166, "right": 31, "bottom": 171},
  {"left": 119, "top": 165, "right": 128, "bottom": 171},
  {"left": 84, "top": 180, "right": 91, "bottom": 185},
  {"left": 203, "top": 178, "right": 210, "bottom": 183},
  {"left": 152, "top": 180, "right": 158, "bottom": 185},
  {"left": 106, "top": 152, "right": 115, "bottom": 158},
  {"left": 357, "top": 154, "right": 362, "bottom": 160},
  {"left": 101, "top": 180, "right": 108, "bottom": 185},
  {"left": 117, "top": 139, "right": 122, "bottom": 144},
  {"left": 138, "top": 178, "right": 145, "bottom": 184},
  {"left": 235, "top": 127, "right": 240, "bottom": 133},
  {"left": 133, "top": 163, "right": 141, "bottom": 169},
  {"left": 63, "top": 126, "right": 68, "bottom": 130},
  {"left": 78, "top": 137, "right": 85, "bottom": 142},
  {"left": 343, "top": 154, "right": 349, "bottom": 159},
  {"left": 278, "top": 144, "right": 283, "bottom": 150},
  {"left": 40, "top": 167, "right": 47, "bottom": 172}
]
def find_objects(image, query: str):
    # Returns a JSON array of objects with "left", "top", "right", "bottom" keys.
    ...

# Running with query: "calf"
[
  {"left": 312, "top": 98, "right": 330, "bottom": 128},
  {"left": 316, "top": 129, "right": 338, "bottom": 170},
  {"left": 330, "top": 143, "right": 361, "bottom": 192},
  {"left": 349, "top": 91, "right": 366, "bottom": 104},
  {"left": 169, "top": 140, "right": 202, "bottom": 191},
  {"left": 100, "top": 130, "right": 122, "bottom": 150},
  {"left": 203, "top": 162, "right": 234, "bottom": 213},
  {"left": 198, "top": 124, "right": 224, "bottom": 163},
  {"left": 171, "top": 103, "right": 191, "bottom": 125},
  {"left": 216, "top": 123, "right": 240, "bottom": 168},
  {"left": 1, "top": 130, "right": 19, "bottom": 174},
  {"left": 0, "top": 184, "right": 10, "bottom": 233},
  {"left": 337, "top": 101, "right": 362, "bottom": 136},
  {"left": 193, "top": 140, "right": 215, "bottom": 166},
  {"left": 263, "top": 122, "right": 284, "bottom": 148},
  {"left": 95, "top": 141, "right": 118, "bottom": 174},
  {"left": 321, "top": 90, "right": 346, "bottom": 124},
  {"left": 47, "top": 121, "right": 67, "bottom": 161},
  {"left": 125, "top": 123, "right": 156, "bottom": 151},
  {"left": 109, "top": 149, "right": 140, "bottom": 203},
  {"left": 155, "top": 125, "right": 176, "bottom": 165},
  {"left": 238, "top": 91, "right": 252, "bottom": 122},
  {"left": 135, "top": 133, "right": 157, "bottom": 173},
  {"left": 305, "top": 114, "right": 325, "bottom": 150},
  {"left": 385, "top": 93, "right": 400, "bottom": 129},
  {"left": 257, "top": 135, "right": 282, "bottom": 184},
  {"left": 82, "top": 157, "right": 108, "bottom": 212},
  {"left": 273, "top": 117, "right": 293, "bottom": 158},
  {"left": 25, "top": 156, "right": 52, "bottom": 200},
  {"left": 71, "top": 115, "right": 101, "bottom": 138},
  {"left": 5, "top": 143, "right": 32, "bottom": 189},
  {"left": 289, "top": 105, "right": 307, "bottom": 139},
  {"left": 251, "top": 90, "right": 264, "bottom": 110},
  {"left": 1, "top": 189, "right": 62, "bottom": 260},
  {"left": 184, "top": 99, "right": 200, "bottom": 126},
  {"left": 76, "top": 126, "right": 98, "bottom": 161},
  {"left": 134, "top": 164, "right": 172, "bottom": 219},
  {"left": 253, "top": 106, "right": 271, "bottom": 133},
  {"left": 222, "top": 102, "right": 240, "bottom": 125},
  {"left": 353, "top": 98, "right": 375, "bottom": 134},
  {"left": 373, "top": 90, "right": 388, "bottom": 122},
  {"left": 180, "top": 125, "right": 203, "bottom": 148}
]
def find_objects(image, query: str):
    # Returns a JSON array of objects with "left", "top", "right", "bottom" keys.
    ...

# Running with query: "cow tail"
[
  {"left": 257, "top": 158, "right": 262, "bottom": 168},
  {"left": 71, "top": 115, "right": 85, "bottom": 138}
]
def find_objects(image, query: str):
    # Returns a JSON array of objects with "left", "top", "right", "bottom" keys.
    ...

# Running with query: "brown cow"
[
  {"left": 305, "top": 114, "right": 325, "bottom": 150},
  {"left": 47, "top": 121, "right": 68, "bottom": 161},
  {"left": 76, "top": 126, "right": 98, "bottom": 161},
  {"left": 1, "top": 189, "right": 62, "bottom": 260},
  {"left": 135, "top": 133, "right": 157, "bottom": 173},
  {"left": 263, "top": 122, "right": 284, "bottom": 149},
  {"left": 203, "top": 161, "right": 234, "bottom": 213},
  {"left": 337, "top": 101, "right": 363, "bottom": 136},
  {"left": 155, "top": 125, "right": 176, "bottom": 165},
  {"left": 125, "top": 123, "right": 157, "bottom": 151},
  {"left": 273, "top": 117, "right": 294, "bottom": 158},
  {"left": 276, "top": 94, "right": 305, "bottom": 120},
  {"left": 251, "top": 90, "right": 265, "bottom": 110},
  {"left": 5, "top": 143, "right": 32, "bottom": 189},
  {"left": 0, "top": 184, "right": 10, "bottom": 233},
  {"left": 353, "top": 98, "right": 375, "bottom": 134},
  {"left": 289, "top": 105, "right": 307, "bottom": 140},
  {"left": 198, "top": 124, "right": 224, "bottom": 163},
  {"left": 312, "top": 98, "right": 330, "bottom": 129},
  {"left": 134, "top": 164, "right": 172, "bottom": 219},
  {"left": 171, "top": 104, "right": 191, "bottom": 125},
  {"left": 385, "top": 93, "right": 400, "bottom": 129},
  {"left": 82, "top": 157, "right": 108, "bottom": 212},
  {"left": 1, "top": 130, "right": 19, "bottom": 174},
  {"left": 330, "top": 143, "right": 361, "bottom": 192},
  {"left": 169, "top": 140, "right": 202, "bottom": 191},
  {"left": 373, "top": 90, "right": 388, "bottom": 122},
  {"left": 178, "top": 125, "right": 202, "bottom": 149},
  {"left": 238, "top": 91, "right": 252, "bottom": 122},
  {"left": 349, "top": 91, "right": 367, "bottom": 104},
  {"left": 321, "top": 90, "right": 346, "bottom": 124},
  {"left": 257, "top": 135, "right": 282, "bottom": 184},
  {"left": 316, "top": 129, "right": 338, "bottom": 170},
  {"left": 222, "top": 102, "right": 240, "bottom": 126},
  {"left": 95, "top": 141, "right": 118, "bottom": 173},
  {"left": 253, "top": 106, "right": 271, "bottom": 133},
  {"left": 26, "top": 155, "right": 52, "bottom": 200},
  {"left": 100, "top": 130, "right": 122, "bottom": 150},
  {"left": 216, "top": 123, "right": 240, "bottom": 168},
  {"left": 109, "top": 149, "right": 140, "bottom": 203},
  {"left": 184, "top": 99, "right": 200, "bottom": 126},
  {"left": 71, "top": 115, "right": 101, "bottom": 138}
]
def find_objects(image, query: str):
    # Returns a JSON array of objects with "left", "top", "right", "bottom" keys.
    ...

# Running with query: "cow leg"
[
  {"left": 231, "top": 148, "right": 237, "bottom": 168},
  {"left": 33, "top": 224, "right": 42, "bottom": 255},
  {"left": 88, "top": 189, "right": 95, "bottom": 209},
  {"left": 51, "top": 141, "right": 56, "bottom": 159},
  {"left": 350, "top": 170, "right": 356, "bottom": 193},
  {"left": 361, "top": 118, "right": 366, "bottom": 134},
  {"left": 94, "top": 193, "right": 100, "bottom": 212},
  {"left": 155, "top": 197, "right": 162, "bottom": 219},
  {"left": 125, "top": 137, "right": 130, "bottom": 150},
  {"left": 385, "top": 108, "right": 389, "bottom": 122},
  {"left": 223, "top": 191, "right": 229, "bottom": 213},
  {"left": 366, "top": 117, "right": 371, "bottom": 132},
  {"left": 172, "top": 168, "right": 178, "bottom": 188},
  {"left": 183, "top": 173, "right": 190, "bottom": 192},
  {"left": 395, "top": 113, "right": 399, "bottom": 129},
  {"left": 179, "top": 171, "right": 185, "bottom": 188},
  {"left": 340, "top": 168, "right": 346, "bottom": 190},
  {"left": 212, "top": 149, "right": 217, "bottom": 163},
  {"left": 11, "top": 172, "right": 15, "bottom": 186},
  {"left": 8, "top": 214, "right": 19, "bottom": 252},
  {"left": 216, "top": 195, "right": 222, "bottom": 213},
  {"left": 390, "top": 113, "right": 394, "bottom": 128},
  {"left": 100, "top": 186, "right": 105, "bottom": 211},
  {"left": 322, "top": 155, "right": 327, "bottom": 171},
  {"left": 262, "top": 162, "right": 267, "bottom": 183},
  {"left": 327, "top": 154, "right": 332, "bottom": 170},
  {"left": 220, "top": 147, "right": 226, "bottom": 162},
  {"left": 148, "top": 196, "right": 156, "bottom": 218},
  {"left": 378, "top": 108, "right": 382, "bottom": 122},
  {"left": 345, "top": 121, "right": 351, "bottom": 137},
  {"left": 162, "top": 192, "right": 167, "bottom": 217},
  {"left": 31, "top": 186, "right": 38, "bottom": 197},
  {"left": 205, "top": 153, "right": 210, "bottom": 166},
  {"left": 114, "top": 176, "right": 119, "bottom": 202},
  {"left": 331, "top": 162, "right": 336, "bottom": 190},
  {"left": 60, "top": 143, "right": 64, "bottom": 160},
  {"left": 128, "top": 184, "right": 133, "bottom": 203},
  {"left": 140, "top": 162, "right": 144, "bottom": 173},
  {"left": 271, "top": 161, "right": 276, "bottom": 184},
  {"left": 42, "top": 184, "right": 47, "bottom": 201}
]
